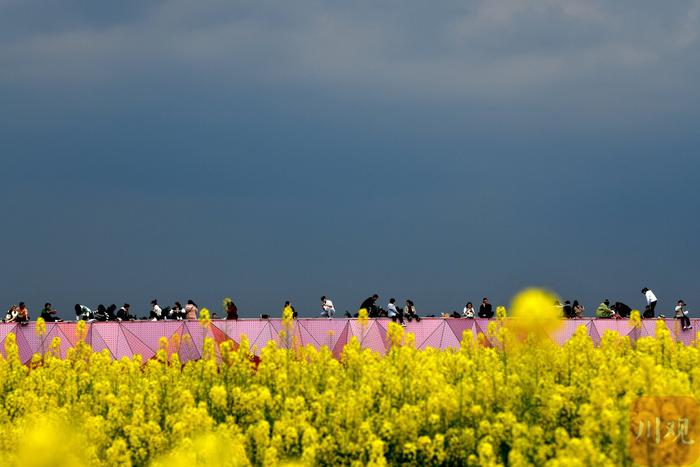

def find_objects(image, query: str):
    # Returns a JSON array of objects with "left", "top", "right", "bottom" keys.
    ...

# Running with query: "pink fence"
[{"left": 0, "top": 318, "right": 695, "bottom": 365}]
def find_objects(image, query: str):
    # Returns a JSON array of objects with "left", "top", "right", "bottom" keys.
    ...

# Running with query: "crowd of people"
[
  {"left": 586, "top": 288, "right": 692, "bottom": 330},
  {"left": 582, "top": 287, "right": 692, "bottom": 331},
  {"left": 3, "top": 287, "right": 693, "bottom": 330},
  {"left": 321, "top": 295, "right": 422, "bottom": 326},
  {"left": 71, "top": 300, "right": 205, "bottom": 322},
  {"left": 3, "top": 297, "right": 240, "bottom": 324}
]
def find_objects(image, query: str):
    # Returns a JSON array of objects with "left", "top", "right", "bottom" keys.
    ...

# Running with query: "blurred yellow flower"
[
  {"left": 282, "top": 305, "right": 294, "bottom": 321},
  {"left": 35, "top": 317, "right": 46, "bottom": 337},
  {"left": 210, "top": 385, "right": 227, "bottom": 409},
  {"left": 508, "top": 288, "right": 562, "bottom": 338},
  {"left": 496, "top": 306, "right": 507, "bottom": 319},
  {"left": 76, "top": 319, "right": 87, "bottom": 341},
  {"left": 199, "top": 308, "right": 211, "bottom": 328},
  {"left": 358, "top": 308, "right": 369, "bottom": 326},
  {"left": 629, "top": 310, "right": 642, "bottom": 329}
]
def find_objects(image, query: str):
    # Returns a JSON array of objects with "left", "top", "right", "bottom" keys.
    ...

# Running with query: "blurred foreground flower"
[
  {"left": 199, "top": 308, "right": 211, "bottom": 327},
  {"left": 11, "top": 416, "right": 89, "bottom": 467},
  {"left": 358, "top": 308, "right": 369, "bottom": 326},
  {"left": 629, "top": 310, "right": 642, "bottom": 329},
  {"left": 507, "top": 288, "right": 562, "bottom": 339},
  {"left": 35, "top": 317, "right": 46, "bottom": 337},
  {"left": 496, "top": 306, "right": 507, "bottom": 319}
]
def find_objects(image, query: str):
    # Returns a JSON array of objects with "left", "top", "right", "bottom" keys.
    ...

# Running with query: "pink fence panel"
[
  {"left": 225, "top": 321, "right": 267, "bottom": 348},
  {"left": 296, "top": 319, "right": 349, "bottom": 351},
  {"left": 590, "top": 320, "right": 638, "bottom": 345},
  {"left": 15, "top": 323, "right": 41, "bottom": 364},
  {"left": 0, "top": 323, "right": 19, "bottom": 358},
  {"left": 640, "top": 320, "right": 658, "bottom": 339},
  {"left": 0, "top": 319, "right": 694, "bottom": 364},
  {"left": 473, "top": 319, "right": 491, "bottom": 338},
  {"left": 414, "top": 320, "right": 446, "bottom": 350},
  {"left": 657, "top": 318, "right": 697, "bottom": 346},
  {"left": 332, "top": 323, "right": 351, "bottom": 360},
  {"left": 249, "top": 321, "right": 280, "bottom": 351},
  {"left": 445, "top": 319, "right": 476, "bottom": 349},
  {"left": 402, "top": 319, "right": 440, "bottom": 350},
  {"left": 119, "top": 323, "right": 157, "bottom": 361},
  {"left": 548, "top": 320, "right": 590, "bottom": 346},
  {"left": 42, "top": 323, "right": 74, "bottom": 358},
  {"left": 348, "top": 320, "right": 388, "bottom": 354},
  {"left": 91, "top": 323, "right": 115, "bottom": 357}
]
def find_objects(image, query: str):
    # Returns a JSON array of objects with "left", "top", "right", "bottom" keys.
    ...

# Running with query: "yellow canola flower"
[
  {"left": 496, "top": 306, "right": 507, "bottom": 319},
  {"left": 150, "top": 428, "right": 250, "bottom": 467},
  {"left": 199, "top": 308, "right": 211, "bottom": 328},
  {"left": 210, "top": 385, "right": 228, "bottom": 409},
  {"left": 10, "top": 415, "right": 89, "bottom": 467},
  {"left": 76, "top": 319, "right": 87, "bottom": 341},
  {"left": 629, "top": 310, "right": 642, "bottom": 329},
  {"left": 358, "top": 308, "right": 369, "bottom": 326},
  {"left": 35, "top": 317, "right": 47, "bottom": 338},
  {"left": 0, "top": 287, "right": 695, "bottom": 467}
]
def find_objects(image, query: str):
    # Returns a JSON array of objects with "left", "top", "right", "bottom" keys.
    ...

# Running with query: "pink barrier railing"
[{"left": 0, "top": 318, "right": 695, "bottom": 365}]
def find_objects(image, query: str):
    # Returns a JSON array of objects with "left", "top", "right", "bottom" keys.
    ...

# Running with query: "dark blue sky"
[{"left": 1, "top": 1, "right": 699, "bottom": 318}]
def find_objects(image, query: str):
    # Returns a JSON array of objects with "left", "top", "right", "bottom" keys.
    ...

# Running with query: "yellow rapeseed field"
[{"left": 0, "top": 293, "right": 698, "bottom": 466}]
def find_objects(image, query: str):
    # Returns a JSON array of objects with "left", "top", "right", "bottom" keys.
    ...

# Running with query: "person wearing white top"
[
  {"left": 320, "top": 296, "right": 335, "bottom": 319},
  {"left": 462, "top": 302, "right": 475, "bottom": 318},
  {"left": 74, "top": 304, "right": 94, "bottom": 322},
  {"left": 642, "top": 287, "right": 658, "bottom": 317},
  {"left": 387, "top": 298, "right": 405, "bottom": 326},
  {"left": 4, "top": 305, "right": 18, "bottom": 323},
  {"left": 150, "top": 299, "right": 163, "bottom": 321},
  {"left": 387, "top": 299, "right": 398, "bottom": 318},
  {"left": 675, "top": 300, "right": 692, "bottom": 330}
]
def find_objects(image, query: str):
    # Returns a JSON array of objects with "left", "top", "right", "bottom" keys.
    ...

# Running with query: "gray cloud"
[
  {"left": 1, "top": 1, "right": 700, "bottom": 318},
  {"left": 2, "top": 0, "right": 698, "bottom": 102}
]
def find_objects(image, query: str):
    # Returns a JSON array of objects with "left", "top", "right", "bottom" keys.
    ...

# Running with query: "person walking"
[
  {"left": 320, "top": 296, "right": 335, "bottom": 319},
  {"left": 642, "top": 287, "right": 658, "bottom": 318}
]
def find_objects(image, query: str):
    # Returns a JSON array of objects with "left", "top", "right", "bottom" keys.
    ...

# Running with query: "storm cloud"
[{"left": 1, "top": 0, "right": 699, "bottom": 318}]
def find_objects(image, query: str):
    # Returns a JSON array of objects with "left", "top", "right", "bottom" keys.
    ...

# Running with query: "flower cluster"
[{"left": 0, "top": 316, "right": 697, "bottom": 465}]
